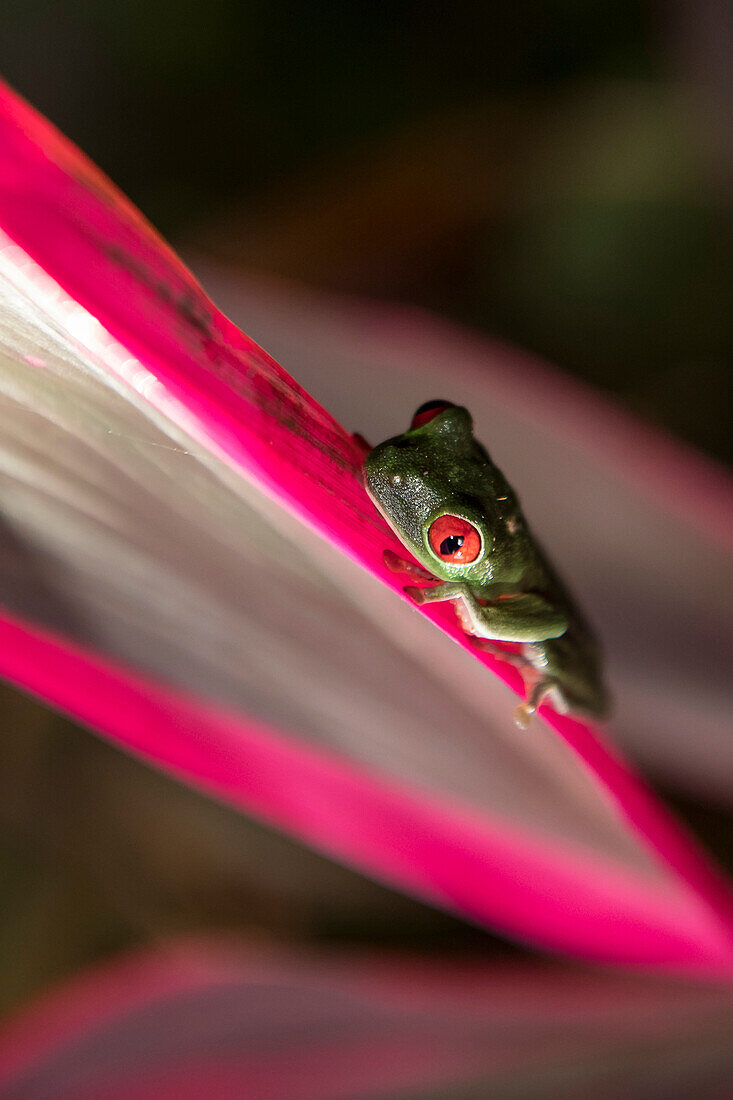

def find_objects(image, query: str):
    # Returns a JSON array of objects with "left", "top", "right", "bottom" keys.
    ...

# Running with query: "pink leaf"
[
  {"left": 200, "top": 266, "right": 733, "bottom": 804},
  {"left": 1, "top": 941, "right": 732, "bottom": 1099},
  {"left": 0, "top": 78, "right": 731, "bottom": 971}
]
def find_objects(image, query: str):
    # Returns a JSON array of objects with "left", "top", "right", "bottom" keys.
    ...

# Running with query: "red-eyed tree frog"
[{"left": 363, "top": 401, "right": 609, "bottom": 728}]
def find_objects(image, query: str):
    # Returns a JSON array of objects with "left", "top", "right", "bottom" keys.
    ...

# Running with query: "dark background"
[
  {"left": 1, "top": 0, "right": 731, "bottom": 463},
  {"left": 0, "top": 0, "right": 731, "bottom": 1016}
]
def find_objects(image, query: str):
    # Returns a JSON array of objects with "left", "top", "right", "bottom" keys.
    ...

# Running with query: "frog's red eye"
[
  {"left": 410, "top": 400, "right": 454, "bottom": 430},
  {"left": 428, "top": 515, "right": 481, "bottom": 563}
]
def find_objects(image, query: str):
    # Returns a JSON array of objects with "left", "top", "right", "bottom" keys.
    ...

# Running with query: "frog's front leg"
[
  {"left": 404, "top": 583, "right": 568, "bottom": 643},
  {"left": 404, "top": 581, "right": 467, "bottom": 605}
]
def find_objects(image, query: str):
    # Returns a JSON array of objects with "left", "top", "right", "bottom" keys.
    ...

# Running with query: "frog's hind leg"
[
  {"left": 470, "top": 638, "right": 557, "bottom": 726},
  {"left": 530, "top": 634, "right": 610, "bottom": 722},
  {"left": 513, "top": 676, "right": 559, "bottom": 730}
]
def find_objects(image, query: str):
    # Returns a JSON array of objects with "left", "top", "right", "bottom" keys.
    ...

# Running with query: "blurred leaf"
[
  {"left": 0, "top": 78, "right": 731, "bottom": 974},
  {"left": 1, "top": 941, "right": 732, "bottom": 1099}
]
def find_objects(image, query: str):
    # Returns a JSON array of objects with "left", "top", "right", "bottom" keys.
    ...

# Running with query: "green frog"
[{"left": 363, "top": 401, "right": 609, "bottom": 728}]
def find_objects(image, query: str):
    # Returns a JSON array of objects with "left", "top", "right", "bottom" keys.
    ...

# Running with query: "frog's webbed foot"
[
  {"left": 513, "top": 676, "right": 558, "bottom": 730},
  {"left": 403, "top": 584, "right": 428, "bottom": 604},
  {"left": 383, "top": 549, "right": 434, "bottom": 581}
]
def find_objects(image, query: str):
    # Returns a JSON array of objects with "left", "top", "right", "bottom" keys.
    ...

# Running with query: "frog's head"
[{"left": 364, "top": 401, "right": 510, "bottom": 584}]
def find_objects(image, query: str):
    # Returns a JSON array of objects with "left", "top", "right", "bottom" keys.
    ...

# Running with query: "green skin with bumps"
[{"left": 363, "top": 404, "right": 609, "bottom": 727}]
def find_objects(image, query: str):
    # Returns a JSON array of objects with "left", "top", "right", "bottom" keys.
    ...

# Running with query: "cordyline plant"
[
  {"left": 0, "top": 73, "right": 731, "bottom": 999},
  {"left": 1, "top": 939, "right": 732, "bottom": 1099}
]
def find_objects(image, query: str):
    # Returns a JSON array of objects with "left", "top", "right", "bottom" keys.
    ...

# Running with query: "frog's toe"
[
  {"left": 383, "top": 549, "right": 404, "bottom": 572},
  {"left": 403, "top": 585, "right": 426, "bottom": 604},
  {"left": 513, "top": 702, "right": 534, "bottom": 730},
  {"left": 513, "top": 675, "right": 558, "bottom": 728}
]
